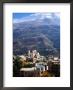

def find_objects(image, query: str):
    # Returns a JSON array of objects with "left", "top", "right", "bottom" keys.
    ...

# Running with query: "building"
[
  {"left": 32, "top": 50, "right": 37, "bottom": 58},
  {"left": 19, "top": 55, "right": 26, "bottom": 61},
  {"left": 20, "top": 67, "right": 40, "bottom": 77},
  {"left": 37, "top": 52, "right": 40, "bottom": 59},
  {"left": 52, "top": 57, "right": 60, "bottom": 64},
  {"left": 28, "top": 50, "right": 31, "bottom": 58},
  {"left": 47, "top": 57, "right": 60, "bottom": 76}
]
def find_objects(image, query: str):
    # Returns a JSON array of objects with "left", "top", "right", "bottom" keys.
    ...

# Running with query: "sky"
[
  {"left": 13, "top": 13, "right": 34, "bottom": 19},
  {"left": 13, "top": 13, "right": 60, "bottom": 23}
]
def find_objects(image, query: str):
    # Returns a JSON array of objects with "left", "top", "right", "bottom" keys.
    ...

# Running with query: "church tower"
[{"left": 28, "top": 50, "right": 31, "bottom": 58}]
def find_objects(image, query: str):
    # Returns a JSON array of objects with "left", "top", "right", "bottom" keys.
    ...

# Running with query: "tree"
[
  {"left": 13, "top": 56, "right": 22, "bottom": 77},
  {"left": 51, "top": 64, "right": 60, "bottom": 77}
]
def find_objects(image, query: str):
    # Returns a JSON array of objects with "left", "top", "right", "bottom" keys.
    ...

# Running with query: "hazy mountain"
[{"left": 13, "top": 13, "right": 60, "bottom": 56}]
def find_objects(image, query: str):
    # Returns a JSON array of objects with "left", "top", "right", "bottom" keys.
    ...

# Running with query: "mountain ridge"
[{"left": 13, "top": 13, "right": 60, "bottom": 56}]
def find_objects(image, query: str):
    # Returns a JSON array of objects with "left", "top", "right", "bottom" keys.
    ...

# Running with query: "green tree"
[{"left": 13, "top": 56, "right": 22, "bottom": 77}]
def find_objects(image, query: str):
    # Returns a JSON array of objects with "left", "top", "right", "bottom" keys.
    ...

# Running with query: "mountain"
[{"left": 13, "top": 13, "right": 60, "bottom": 56}]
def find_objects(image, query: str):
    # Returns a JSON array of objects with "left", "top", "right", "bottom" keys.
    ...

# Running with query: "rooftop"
[{"left": 20, "top": 67, "right": 36, "bottom": 71}]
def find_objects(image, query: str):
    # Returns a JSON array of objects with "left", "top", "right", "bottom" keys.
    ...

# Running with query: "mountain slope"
[{"left": 13, "top": 13, "right": 60, "bottom": 56}]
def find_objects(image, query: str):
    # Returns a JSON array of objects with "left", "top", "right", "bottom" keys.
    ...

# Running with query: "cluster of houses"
[{"left": 13, "top": 50, "right": 60, "bottom": 77}]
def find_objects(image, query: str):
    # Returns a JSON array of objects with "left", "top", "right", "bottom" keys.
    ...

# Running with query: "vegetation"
[
  {"left": 41, "top": 71, "right": 55, "bottom": 77},
  {"left": 13, "top": 56, "right": 22, "bottom": 77},
  {"left": 51, "top": 64, "right": 60, "bottom": 77},
  {"left": 23, "top": 63, "right": 35, "bottom": 68}
]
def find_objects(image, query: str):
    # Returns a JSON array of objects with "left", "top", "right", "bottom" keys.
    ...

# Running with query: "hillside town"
[{"left": 13, "top": 50, "right": 60, "bottom": 77}]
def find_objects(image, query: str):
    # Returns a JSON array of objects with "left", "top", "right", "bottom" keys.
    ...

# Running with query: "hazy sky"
[{"left": 13, "top": 13, "right": 60, "bottom": 23}]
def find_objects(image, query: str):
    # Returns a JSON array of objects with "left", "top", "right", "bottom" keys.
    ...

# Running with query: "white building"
[
  {"left": 37, "top": 52, "right": 40, "bottom": 59},
  {"left": 28, "top": 50, "right": 31, "bottom": 58},
  {"left": 35, "top": 63, "right": 48, "bottom": 72},
  {"left": 32, "top": 50, "right": 37, "bottom": 58},
  {"left": 19, "top": 55, "right": 26, "bottom": 61}
]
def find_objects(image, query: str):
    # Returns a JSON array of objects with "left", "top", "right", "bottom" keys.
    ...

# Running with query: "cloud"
[{"left": 13, "top": 13, "right": 60, "bottom": 23}]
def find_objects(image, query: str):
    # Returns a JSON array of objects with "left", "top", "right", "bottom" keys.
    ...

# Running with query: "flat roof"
[{"left": 20, "top": 67, "right": 36, "bottom": 71}]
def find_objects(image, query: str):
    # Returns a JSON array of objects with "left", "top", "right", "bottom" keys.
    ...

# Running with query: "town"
[{"left": 13, "top": 50, "right": 60, "bottom": 77}]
